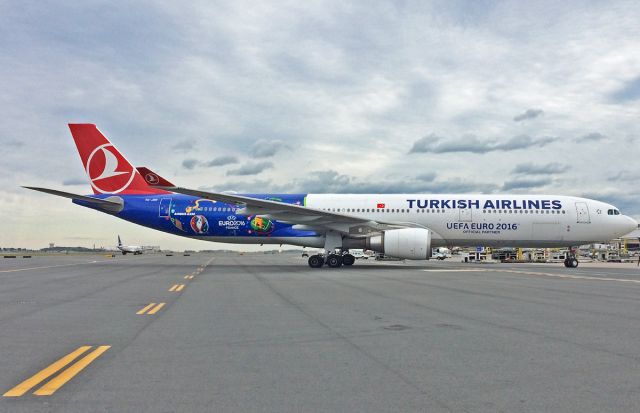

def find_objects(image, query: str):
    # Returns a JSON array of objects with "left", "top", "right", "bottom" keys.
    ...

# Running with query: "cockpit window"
[{"left": 607, "top": 209, "right": 621, "bottom": 215}]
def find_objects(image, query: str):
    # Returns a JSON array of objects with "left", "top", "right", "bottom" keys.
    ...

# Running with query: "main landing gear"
[
  {"left": 307, "top": 253, "right": 356, "bottom": 268},
  {"left": 308, "top": 255, "right": 324, "bottom": 268},
  {"left": 563, "top": 248, "right": 579, "bottom": 268},
  {"left": 309, "top": 230, "right": 356, "bottom": 269}
]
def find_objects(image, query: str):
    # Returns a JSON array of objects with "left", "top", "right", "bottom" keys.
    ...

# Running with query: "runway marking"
[
  {"left": 422, "top": 267, "right": 640, "bottom": 284},
  {"left": 147, "top": 303, "right": 165, "bottom": 314},
  {"left": 3, "top": 346, "right": 92, "bottom": 397},
  {"left": 184, "top": 275, "right": 194, "bottom": 279},
  {"left": 0, "top": 252, "right": 160, "bottom": 274},
  {"left": 34, "top": 346, "right": 110, "bottom": 396},
  {"left": 0, "top": 261, "right": 100, "bottom": 274},
  {"left": 422, "top": 269, "right": 489, "bottom": 272},
  {"left": 136, "top": 303, "right": 164, "bottom": 315},
  {"left": 169, "top": 284, "right": 185, "bottom": 292},
  {"left": 496, "top": 269, "right": 640, "bottom": 284}
]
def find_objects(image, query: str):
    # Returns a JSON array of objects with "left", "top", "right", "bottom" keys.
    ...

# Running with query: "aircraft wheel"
[
  {"left": 342, "top": 254, "right": 355, "bottom": 266},
  {"left": 564, "top": 258, "right": 579, "bottom": 268},
  {"left": 326, "top": 254, "right": 343, "bottom": 268},
  {"left": 308, "top": 255, "right": 324, "bottom": 268}
]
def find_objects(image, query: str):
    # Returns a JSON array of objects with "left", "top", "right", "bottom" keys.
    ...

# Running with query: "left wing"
[{"left": 159, "top": 186, "right": 421, "bottom": 236}]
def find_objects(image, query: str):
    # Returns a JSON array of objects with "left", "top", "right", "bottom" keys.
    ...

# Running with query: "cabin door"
[
  {"left": 459, "top": 207, "right": 472, "bottom": 222},
  {"left": 575, "top": 202, "right": 590, "bottom": 223},
  {"left": 159, "top": 198, "right": 172, "bottom": 218}
]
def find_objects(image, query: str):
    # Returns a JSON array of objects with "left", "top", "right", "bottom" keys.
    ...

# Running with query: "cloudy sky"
[{"left": 2, "top": 0, "right": 639, "bottom": 250}]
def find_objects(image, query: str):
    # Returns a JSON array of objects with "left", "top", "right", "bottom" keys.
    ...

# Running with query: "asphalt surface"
[{"left": 1, "top": 253, "right": 640, "bottom": 412}]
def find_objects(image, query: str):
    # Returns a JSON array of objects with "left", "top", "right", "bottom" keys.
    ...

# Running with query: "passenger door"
[
  {"left": 459, "top": 208, "right": 472, "bottom": 222},
  {"left": 159, "top": 198, "right": 172, "bottom": 218},
  {"left": 575, "top": 202, "right": 590, "bottom": 223}
]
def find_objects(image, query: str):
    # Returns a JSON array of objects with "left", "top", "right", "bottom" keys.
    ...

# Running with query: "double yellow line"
[
  {"left": 169, "top": 284, "right": 185, "bottom": 292},
  {"left": 4, "top": 262, "right": 210, "bottom": 398},
  {"left": 3, "top": 345, "right": 110, "bottom": 397},
  {"left": 136, "top": 302, "right": 165, "bottom": 315}
]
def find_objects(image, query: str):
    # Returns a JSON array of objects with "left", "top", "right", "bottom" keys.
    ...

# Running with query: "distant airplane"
[
  {"left": 24, "top": 124, "right": 637, "bottom": 268},
  {"left": 116, "top": 235, "right": 143, "bottom": 255}
]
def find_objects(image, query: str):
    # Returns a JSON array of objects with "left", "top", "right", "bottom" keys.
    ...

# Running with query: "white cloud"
[{"left": 2, "top": 0, "right": 640, "bottom": 249}]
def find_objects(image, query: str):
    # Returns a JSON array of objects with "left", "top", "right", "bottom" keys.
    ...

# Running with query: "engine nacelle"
[{"left": 366, "top": 228, "right": 432, "bottom": 260}]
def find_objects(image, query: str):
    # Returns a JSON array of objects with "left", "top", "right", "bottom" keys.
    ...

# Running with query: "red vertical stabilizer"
[{"left": 68, "top": 124, "right": 166, "bottom": 195}]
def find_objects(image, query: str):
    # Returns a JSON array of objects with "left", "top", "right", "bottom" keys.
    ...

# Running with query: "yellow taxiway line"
[
  {"left": 137, "top": 303, "right": 165, "bottom": 315},
  {"left": 3, "top": 345, "right": 110, "bottom": 397},
  {"left": 169, "top": 284, "right": 185, "bottom": 292},
  {"left": 136, "top": 303, "right": 156, "bottom": 314},
  {"left": 34, "top": 346, "right": 110, "bottom": 396},
  {"left": 147, "top": 303, "right": 165, "bottom": 314}
]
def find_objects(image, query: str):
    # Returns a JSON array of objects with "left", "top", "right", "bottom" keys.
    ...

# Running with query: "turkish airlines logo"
[
  {"left": 86, "top": 144, "right": 135, "bottom": 194},
  {"left": 144, "top": 172, "right": 160, "bottom": 185}
]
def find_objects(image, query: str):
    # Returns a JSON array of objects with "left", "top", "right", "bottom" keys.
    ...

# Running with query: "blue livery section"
[{"left": 74, "top": 193, "right": 318, "bottom": 239}]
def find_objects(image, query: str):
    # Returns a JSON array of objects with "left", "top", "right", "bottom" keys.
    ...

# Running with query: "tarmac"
[{"left": 1, "top": 253, "right": 639, "bottom": 412}]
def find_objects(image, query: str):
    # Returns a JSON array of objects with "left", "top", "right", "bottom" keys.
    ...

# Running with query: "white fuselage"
[
  {"left": 305, "top": 194, "right": 636, "bottom": 248},
  {"left": 199, "top": 194, "right": 636, "bottom": 250},
  {"left": 117, "top": 245, "right": 143, "bottom": 253}
]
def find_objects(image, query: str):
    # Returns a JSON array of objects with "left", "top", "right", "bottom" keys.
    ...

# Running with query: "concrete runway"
[{"left": 1, "top": 253, "right": 639, "bottom": 412}]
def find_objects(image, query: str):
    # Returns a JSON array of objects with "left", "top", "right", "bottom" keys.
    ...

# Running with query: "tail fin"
[
  {"left": 118, "top": 235, "right": 122, "bottom": 246},
  {"left": 68, "top": 124, "right": 165, "bottom": 195}
]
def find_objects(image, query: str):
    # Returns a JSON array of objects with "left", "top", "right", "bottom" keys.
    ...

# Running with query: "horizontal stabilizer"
[
  {"left": 136, "top": 167, "right": 175, "bottom": 187},
  {"left": 23, "top": 186, "right": 124, "bottom": 213}
]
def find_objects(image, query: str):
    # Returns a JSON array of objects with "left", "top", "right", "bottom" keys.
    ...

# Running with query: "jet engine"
[{"left": 366, "top": 228, "right": 432, "bottom": 260}]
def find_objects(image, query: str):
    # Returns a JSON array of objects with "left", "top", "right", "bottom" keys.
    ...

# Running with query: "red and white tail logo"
[{"left": 69, "top": 124, "right": 165, "bottom": 195}]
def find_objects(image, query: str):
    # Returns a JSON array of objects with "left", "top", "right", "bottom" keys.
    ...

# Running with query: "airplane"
[
  {"left": 116, "top": 235, "right": 143, "bottom": 255},
  {"left": 24, "top": 124, "right": 637, "bottom": 269}
]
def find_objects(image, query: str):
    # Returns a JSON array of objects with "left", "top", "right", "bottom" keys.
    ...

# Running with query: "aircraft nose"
[{"left": 623, "top": 216, "right": 638, "bottom": 234}]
